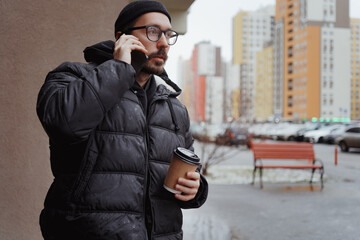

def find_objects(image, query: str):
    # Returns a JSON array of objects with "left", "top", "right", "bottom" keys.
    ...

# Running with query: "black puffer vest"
[{"left": 36, "top": 41, "right": 208, "bottom": 240}]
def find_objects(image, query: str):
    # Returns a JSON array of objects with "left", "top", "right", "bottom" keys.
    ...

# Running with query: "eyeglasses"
[{"left": 125, "top": 25, "right": 178, "bottom": 45}]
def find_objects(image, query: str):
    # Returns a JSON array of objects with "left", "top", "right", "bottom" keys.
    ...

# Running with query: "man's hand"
[
  {"left": 113, "top": 34, "right": 148, "bottom": 64},
  {"left": 174, "top": 171, "right": 200, "bottom": 201}
]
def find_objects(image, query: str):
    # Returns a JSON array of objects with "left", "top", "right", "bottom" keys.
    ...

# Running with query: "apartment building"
[
  {"left": 350, "top": 18, "right": 360, "bottom": 120},
  {"left": 273, "top": 18, "right": 285, "bottom": 119},
  {"left": 233, "top": 6, "right": 275, "bottom": 120},
  {"left": 228, "top": 64, "right": 241, "bottom": 119},
  {"left": 255, "top": 44, "right": 274, "bottom": 120},
  {"left": 178, "top": 58, "right": 193, "bottom": 115},
  {"left": 180, "top": 42, "right": 224, "bottom": 124},
  {"left": 275, "top": 0, "right": 351, "bottom": 121}
]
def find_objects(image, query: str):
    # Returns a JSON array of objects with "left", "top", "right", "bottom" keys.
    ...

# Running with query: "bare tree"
[{"left": 198, "top": 142, "right": 247, "bottom": 176}]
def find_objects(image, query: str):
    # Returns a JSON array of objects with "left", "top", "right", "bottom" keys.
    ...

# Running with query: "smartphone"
[{"left": 131, "top": 50, "right": 148, "bottom": 74}]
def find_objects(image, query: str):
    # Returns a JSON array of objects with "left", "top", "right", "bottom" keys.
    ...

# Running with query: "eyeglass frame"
[{"left": 124, "top": 25, "right": 179, "bottom": 45}]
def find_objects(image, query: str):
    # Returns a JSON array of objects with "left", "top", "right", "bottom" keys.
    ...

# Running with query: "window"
[
  {"left": 329, "top": 94, "right": 333, "bottom": 105},
  {"left": 288, "top": 79, "right": 293, "bottom": 90},
  {"left": 346, "top": 127, "right": 360, "bottom": 133},
  {"left": 288, "top": 96, "right": 293, "bottom": 107},
  {"left": 288, "top": 46, "right": 293, "bottom": 57},
  {"left": 288, "top": 63, "right": 293, "bottom": 73}
]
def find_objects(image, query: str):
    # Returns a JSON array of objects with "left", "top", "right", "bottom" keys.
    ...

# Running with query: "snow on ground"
[
  {"left": 205, "top": 165, "right": 323, "bottom": 184},
  {"left": 183, "top": 210, "right": 232, "bottom": 240},
  {"left": 182, "top": 165, "right": 325, "bottom": 239}
]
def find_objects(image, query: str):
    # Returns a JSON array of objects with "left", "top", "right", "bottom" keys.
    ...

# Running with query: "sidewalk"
[{"left": 183, "top": 143, "right": 360, "bottom": 240}]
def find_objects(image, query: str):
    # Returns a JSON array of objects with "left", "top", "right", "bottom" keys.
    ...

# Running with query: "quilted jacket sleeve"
[{"left": 36, "top": 59, "right": 136, "bottom": 143}]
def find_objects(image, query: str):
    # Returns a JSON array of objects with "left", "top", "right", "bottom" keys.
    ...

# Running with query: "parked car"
[
  {"left": 304, "top": 124, "right": 342, "bottom": 143},
  {"left": 267, "top": 123, "right": 291, "bottom": 140},
  {"left": 215, "top": 126, "right": 249, "bottom": 147},
  {"left": 294, "top": 122, "right": 325, "bottom": 141},
  {"left": 248, "top": 123, "right": 273, "bottom": 139},
  {"left": 323, "top": 125, "right": 347, "bottom": 144},
  {"left": 336, "top": 126, "right": 360, "bottom": 152},
  {"left": 271, "top": 124, "right": 304, "bottom": 141}
]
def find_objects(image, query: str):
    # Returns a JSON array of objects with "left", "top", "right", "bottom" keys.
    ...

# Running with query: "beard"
[
  {"left": 141, "top": 49, "right": 168, "bottom": 75},
  {"left": 142, "top": 60, "right": 165, "bottom": 75}
]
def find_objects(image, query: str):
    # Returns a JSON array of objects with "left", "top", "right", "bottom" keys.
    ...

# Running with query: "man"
[{"left": 36, "top": 1, "right": 208, "bottom": 239}]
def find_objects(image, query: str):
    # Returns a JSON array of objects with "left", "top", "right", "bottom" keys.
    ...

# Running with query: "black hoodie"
[{"left": 84, "top": 40, "right": 114, "bottom": 64}]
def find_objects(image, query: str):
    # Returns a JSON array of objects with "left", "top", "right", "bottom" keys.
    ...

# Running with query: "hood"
[
  {"left": 83, "top": 40, "right": 114, "bottom": 65},
  {"left": 154, "top": 71, "right": 181, "bottom": 96},
  {"left": 83, "top": 40, "right": 182, "bottom": 94}
]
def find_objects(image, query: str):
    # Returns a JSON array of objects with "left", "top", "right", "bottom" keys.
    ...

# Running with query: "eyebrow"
[{"left": 147, "top": 24, "right": 173, "bottom": 31}]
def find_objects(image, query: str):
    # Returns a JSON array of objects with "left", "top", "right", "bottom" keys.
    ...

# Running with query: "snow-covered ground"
[
  {"left": 182, "top": 165, "right": 324, "bottom": 239},
  {"left": 183, "top": 210, "right": 232, "bottom": 240},
  {"left": 205, "top": 165, "right": 323, "bottom": 184}
]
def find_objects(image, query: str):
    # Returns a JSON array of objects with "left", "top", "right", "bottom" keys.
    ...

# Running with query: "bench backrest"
[{"left": 251, "top": 142, "right": 315, "bottom": 161}]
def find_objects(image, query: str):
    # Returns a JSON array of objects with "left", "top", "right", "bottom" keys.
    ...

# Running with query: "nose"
[{"left": 157, "top": 32, "right": 169, "bottom": 48}]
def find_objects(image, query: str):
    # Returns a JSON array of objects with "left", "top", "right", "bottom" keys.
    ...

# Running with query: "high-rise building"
[
  {"left": 190, "top": 43, "right": 206, "bottom": 122},
  {"left": 228, "top": 64, "right": 241, "bottom": 120},
  {"left": 350, "top": 18, "right": 360, "bottom": 120},
  {"left": 275, "top": 0, "right": 351, "bottom": 121},
  {"left": 255, "top": 44, "right": 274, "bottom": 121},
  {"left": 180, "top": 41, "right": 225, "bottom": 124},
  {"left": 233, "top": 6, "right": 275, "bottom": 120},
  {"left": 177, "top": 57, "right": 193, "bottom": 117},
  {"left": 273, "top": 18, "right": 284, "bottom": 119}
]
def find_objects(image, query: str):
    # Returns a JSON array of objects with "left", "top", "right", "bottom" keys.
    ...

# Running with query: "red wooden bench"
[{"left": 250, "top": 141, "right": 324, "bottom": 189}]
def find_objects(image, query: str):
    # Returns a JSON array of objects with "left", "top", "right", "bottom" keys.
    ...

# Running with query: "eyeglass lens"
[{"left": 146, "top": 26, "right": 178, "bottom": 45}]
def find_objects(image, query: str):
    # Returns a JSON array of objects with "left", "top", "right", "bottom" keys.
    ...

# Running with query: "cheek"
[
  {"left": 139, "top": 38, "right": 154, "bottom": 49},
  {"left": 144, "top": 44, "right": 156, "bottom": 54}
]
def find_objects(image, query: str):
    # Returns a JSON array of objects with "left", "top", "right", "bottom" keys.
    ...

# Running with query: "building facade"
[
  {"left": 350, "top": 18, "right": 360, "bottom": 120},
  {"left": 228, "top": 64, "right": 241, "bottom": 120},
  {"left": 180, "top": 41, "right": 225, "bottom": 124},
  {"left": 178, "top": 58, "right": 193, "bottom": 116},
  {"left": 273, "top": 18, "right": 285, "bottom": 119},
  {"left": 275, "top": 0, "right": 351, "bottom": 121},
  {"left": 255, "top": 45, "right": 274, "bottom": 121},
  {"left": 233, "top": 6, "right": 275, "bottom": 120}
]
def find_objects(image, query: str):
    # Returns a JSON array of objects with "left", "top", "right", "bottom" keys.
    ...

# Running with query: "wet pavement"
[{"left": 183, "top": 142, "right": 360, "bottom": 240}]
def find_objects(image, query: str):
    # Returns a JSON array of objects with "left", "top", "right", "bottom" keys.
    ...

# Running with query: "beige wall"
[
  {"left": 0, "top": 0, "right": 194, "bottom": 239},
  {"left": 0, "top": 1, "right": 126, "bottom": 239}
]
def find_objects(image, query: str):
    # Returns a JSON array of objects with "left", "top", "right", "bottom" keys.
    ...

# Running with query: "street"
[{"left": 183, "top": 141, "right": 360, "bottom": 240}]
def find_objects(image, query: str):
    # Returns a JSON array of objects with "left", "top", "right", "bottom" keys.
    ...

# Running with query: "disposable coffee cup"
[{"left": 164, "top": 147, "right": 200, "bottom": 194}]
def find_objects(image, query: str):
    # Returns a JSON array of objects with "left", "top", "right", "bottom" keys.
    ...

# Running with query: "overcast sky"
[{"left": 166, "top": 0, "right": 360, "bottom": 85}]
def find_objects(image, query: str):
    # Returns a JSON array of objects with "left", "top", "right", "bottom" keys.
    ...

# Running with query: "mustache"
[{"left": 147, "top": 49, "right": 168, "bottom": 61}]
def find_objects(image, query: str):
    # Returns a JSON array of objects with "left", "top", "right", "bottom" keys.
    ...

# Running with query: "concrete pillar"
[{"left": 0, "top": 1, "right": 126, "bottom": 239}]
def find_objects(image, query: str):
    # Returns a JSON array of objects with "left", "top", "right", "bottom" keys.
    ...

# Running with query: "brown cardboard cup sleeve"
[{"left": 164, "top": 147, "right": 200, "bottom": 194}]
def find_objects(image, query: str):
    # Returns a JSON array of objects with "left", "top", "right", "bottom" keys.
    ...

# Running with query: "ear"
[{"left": 115, "top": 31, "right": 123, "bottom": 40}]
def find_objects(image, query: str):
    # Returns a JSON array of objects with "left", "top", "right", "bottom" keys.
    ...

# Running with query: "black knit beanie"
[{"left": 114, "top": 1, "right": 171, "bottom": 37}]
